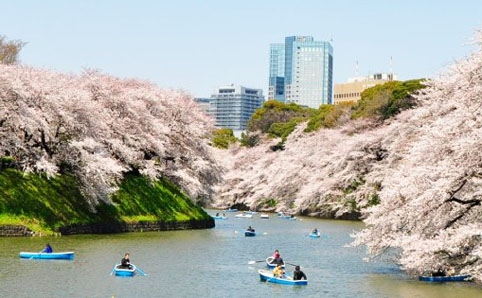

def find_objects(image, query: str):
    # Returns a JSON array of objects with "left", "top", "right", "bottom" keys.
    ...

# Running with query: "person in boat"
[
  {"left": 293, "top": 265, "right": 307, "bottom": 280},
  {"left": 120, "top": 253, "right": 132, "bottom": 269},
  {"left": 432, "top": 267, "right": 446, "bottom": 277},
  {"left": 247, "top": 226, "right": 255, "bottom": 232},
  {"left": 446, "top": 266, "right": 456, "bottom": 276},
  {"left": 216, "top": 213, "right": 220, "bottom": 217},
  {"left": 270, "top": 251, "right": 284, "bottom": 266},
  {"left": 42, "top": 243, "right": 53, "bottom": 253},
  {"left": 273, "top": 263, "right": 285, "bottom": 278},
  {"left": 312, "top": 228, "right": 318, "bottom": 234}
]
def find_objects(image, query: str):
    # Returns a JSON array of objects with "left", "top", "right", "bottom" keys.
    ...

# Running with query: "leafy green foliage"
[
  {"left": 240, "top": 79, "right": 426, "bottom": 145},
  {"left": 268, "top": 119, "right": 299, "bottom": 140},
  {"left": 304, "top": 102, "right": 355, "bottom": 132},
  {"left": 247, "top": 100, "right": 316, "bottom": 133},
  {"left": 239, "top": 132, "right": 260, "bottom": 147},
  {"left": 367, "top": 194, "right": 381, "bottom": 206},
  {"left": 343, "top": 177, "right": 366, "bottom": 194},
  {"left": 261, "top": 198, "right": 277, "bottom": 208},
  {"left": 211, "top": 128, "right": 237, "bottom": 149},
  {"left": 0, "top": 156, "right": 16, "bottom": 169},
  {"left": 351, "top": 79, "right": 426, "bottom": 120}
]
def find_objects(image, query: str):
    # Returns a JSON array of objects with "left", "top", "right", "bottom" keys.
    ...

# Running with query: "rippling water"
[{"left": 1, "top": 212, "right": 481, "bottom": 298}]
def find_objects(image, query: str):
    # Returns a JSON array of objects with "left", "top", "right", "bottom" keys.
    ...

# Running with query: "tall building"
[
  {"left": 269, "top": 36, "right": 334, "bottom": 108},
  {"left": 268, "top": 43, "right": 285, "bottom": 102},
  {"left": 200, "top": 85, "right": 264, "bottom": 132},
  {"left": 334, "top": 73, "right": 397, "bottom": 104}
]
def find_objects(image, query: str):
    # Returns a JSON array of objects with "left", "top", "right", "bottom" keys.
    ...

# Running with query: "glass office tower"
[
  {"left": 269, "top": 36, "right": 333, "bottom": 108},
  {"left": 269, "top": 43, "right": 285, "bottom": 102}
]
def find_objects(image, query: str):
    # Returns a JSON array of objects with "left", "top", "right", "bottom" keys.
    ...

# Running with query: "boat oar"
[
  {"left": 30, "top": 251, "right": 43, "bottom": 260},
  {"left": 135, "top": 266, "right": 147, "bottom": 276},
  {"left": 109, "top": 265, "right": 117, "bottom": 275},
  {"left": 285, "top": 262, "right": 303, "bottom": 269},
  {"left": 248, "top": 260, "right": 265, "bottom": 265}
]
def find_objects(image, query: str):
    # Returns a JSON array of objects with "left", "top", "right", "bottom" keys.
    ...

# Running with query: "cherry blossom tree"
[
  {"left": 351, "top": 29, "right": 482, "bottom": 281},
  {"left": 0, "top": 65, "right": 222, "bottom": 209},
  {"left": 214, "top": 29, "right": 482, "bottom": 281}
]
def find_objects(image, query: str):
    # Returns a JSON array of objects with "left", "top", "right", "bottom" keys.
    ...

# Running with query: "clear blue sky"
[{"left": 2, "top": 1, "right": 481, "bottom": 97}]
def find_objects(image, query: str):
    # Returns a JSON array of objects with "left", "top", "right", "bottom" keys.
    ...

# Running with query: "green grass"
[
  {"left": 111, "top": 172, "right": 209, "bottom": 222},
  {"left": 0, "top": 168, "right": 211, "bottom": 234}
]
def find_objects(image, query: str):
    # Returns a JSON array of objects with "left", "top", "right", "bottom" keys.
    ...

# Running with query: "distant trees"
[
  {"left": 0, "top": 35, "right": 26, "bottom": 64},
  {"left": 211, "top": 128, "right": 237, "bottom": 149},
  {"left": 247, "top": 100, "right": 316, "bottom": 134},
  {"left": 237, "top": 80, "right": 426, "bottom": 149},
  {"left": 351, "top": 79, "right": 426, "bottom": 120}
]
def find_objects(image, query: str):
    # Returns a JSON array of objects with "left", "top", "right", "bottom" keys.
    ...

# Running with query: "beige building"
[{"left": 334, "top": 73, "right": 396, "bottom": 104}]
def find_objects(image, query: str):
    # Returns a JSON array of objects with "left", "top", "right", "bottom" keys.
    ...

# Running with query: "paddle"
[
  {"left": 30, "top": 251, "right": 43, "bottom": 260},
  {"left": 248, "top": 260, "right": 265, "bottom": 265},
  {"left": 285, "top": 262, "right": 303, "bottom": 269},
  {"left": 135, "top": 266, "right": 147, "bottom": 276},
  {"left": 109, "top": 265, "right": 117, "bottom": 275}
]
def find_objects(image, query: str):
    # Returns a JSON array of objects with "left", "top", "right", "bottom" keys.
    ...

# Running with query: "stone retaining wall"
[
  {"left": 0, "top": 218, "right": 215, "bottom": 237},
  {"left": 58, "top": 218, "right": 215, "bottom": 235},
  {"left": 0, "top": 225, "right": 33, "bottom": 237}
]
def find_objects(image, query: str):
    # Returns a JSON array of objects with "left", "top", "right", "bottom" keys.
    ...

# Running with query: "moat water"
[{"left": 1, "top": 211, "right": 480, "bottom": 298}]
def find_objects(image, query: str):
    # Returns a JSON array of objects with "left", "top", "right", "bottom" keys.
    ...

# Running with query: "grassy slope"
[{"left": 0, "top": 168, "right": 210, "bottom": 234}]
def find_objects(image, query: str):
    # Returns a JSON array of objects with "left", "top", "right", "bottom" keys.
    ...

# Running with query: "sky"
[{"left": 2, "top": 0, "right": 481, "bottom": 98}]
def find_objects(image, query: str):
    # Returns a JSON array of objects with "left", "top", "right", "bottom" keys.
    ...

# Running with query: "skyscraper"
[
  {"left": 269, "top": 36, "right": 333, "bottom": 108},
  {"left": 269, "top": 43, "right": 285, "bottom": 102}
]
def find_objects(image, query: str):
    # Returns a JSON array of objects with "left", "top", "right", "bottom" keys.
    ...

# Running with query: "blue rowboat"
[
  {"left": 419, "top": 275, "right": 470, "bottom": 282},
  {"left": 265, "top": 256, "right": 285, "bottom": 269},
  {"left": 114, "top": 264, "right": 137, "bottom": 277},
  {"left": 309, "top": 232, "right": 320, "bottom": 238},
  {"left": 245, "top": 230, "right": 256, "bottom": 237},
  {"left": 258, "top": 269, "right": 308, "bottom": 286},
  {"left": 224, "top": 208, "right": 238, "bottom": 212},
  {"left": 19, "top": 251, "right": 75, "bottom": 260},
  {"left": 212, "top": 216, "right": 228, "bottom": 220},
  {"left": 277, "top": 213, "right": 296, "bottom": 220}
]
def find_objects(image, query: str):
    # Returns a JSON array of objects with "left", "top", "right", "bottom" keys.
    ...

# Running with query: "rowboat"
[
  {"left": 212, "top": 215, "right": 228, "bottom": 220},
  {"left": 113, "top": 264, "right": 137, "bottom": 277},
  {"left": 419, "top": 275, "right": 470, "bottom": 282},
  {"left": 224, "top": 208, "right": 238, "bottom": 212},
  {"left": 258, "top": 269, "right": 308, "bottom": 286},
  {"left": 235, "top": 213, "right": 253, "bottom": 218},
  {"left": 277, "top": 213, "right": 296, "bottom": 220},
  {"left": 19, "top": 251, "right": 75, "bottom": 260},
  {"left": 245, "top": 230, "right": 256, "bottom": 237},
  {"left": 309, "top": 232, "right": 321, "bottom": 238},
  {"left": 260, "top": 214, "right": 269, "bottom": 219},
  {"left": 265, "top": 256, "right": 285, "bottom": 269}
]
